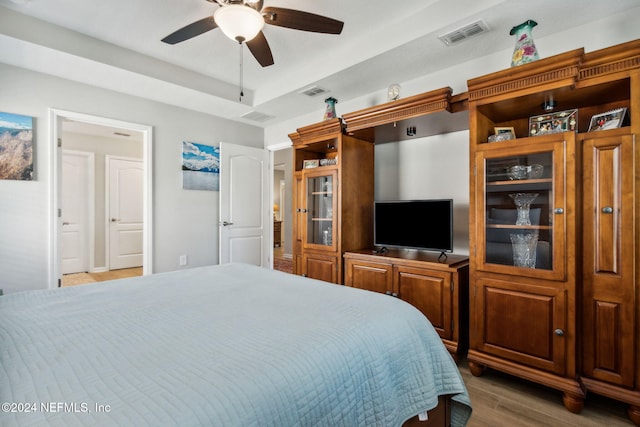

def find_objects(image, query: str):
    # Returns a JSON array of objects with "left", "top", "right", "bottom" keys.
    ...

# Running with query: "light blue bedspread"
[{"left": 0, "top": 264, "right": 471, "bottom": 426}]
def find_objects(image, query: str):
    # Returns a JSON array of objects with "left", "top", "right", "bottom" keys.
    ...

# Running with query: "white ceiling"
[{"left": 1, "top": 0, "right": 639, "bottom": 127}]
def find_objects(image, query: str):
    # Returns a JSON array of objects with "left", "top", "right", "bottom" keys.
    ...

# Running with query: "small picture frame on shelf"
[
  {"left": 303, "top": 159, "right": 319, "bottom": 169},
  {"left": 529, "top": 109, "right": 577, "bottom": 137},
  {"left": 494, "top": 126, "right": 515, "bottom": 135},
  {"left": 587, "top": 107, "right": 627, "bottom": 132}
]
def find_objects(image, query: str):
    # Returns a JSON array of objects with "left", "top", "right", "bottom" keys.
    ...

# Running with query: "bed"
[{"left": 0, "top": 263, "right": 471, "bottom": 426}]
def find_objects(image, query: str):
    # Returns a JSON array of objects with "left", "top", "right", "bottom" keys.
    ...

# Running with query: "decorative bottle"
[{"left": 510, "top": 20, "right": 540, "bottom": 67}]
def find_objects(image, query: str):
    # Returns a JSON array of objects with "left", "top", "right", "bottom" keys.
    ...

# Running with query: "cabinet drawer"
[{"left": 344, "top": 258, "right": 392, "bottom": 294}]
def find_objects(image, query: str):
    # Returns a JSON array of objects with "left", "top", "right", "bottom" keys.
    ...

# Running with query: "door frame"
[
  {"left": 268, "top": 141, "right": 292, "bottom": 261},
  {"left": 49, "top": 109, "right": 153, "bottom": 289}
]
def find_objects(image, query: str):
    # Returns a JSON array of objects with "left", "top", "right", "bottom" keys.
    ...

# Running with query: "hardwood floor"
[
  {"left": 458, "top": 359, "right": 633, "bottom": 426},
  {"left": 62, "top": 267, "right": 142, "bottom": 287},
  {"left": 273, "top": 246, "right": 293, "bottom": 274}
]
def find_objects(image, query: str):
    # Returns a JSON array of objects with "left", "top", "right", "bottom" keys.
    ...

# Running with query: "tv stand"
[{"left": 343, "top": 249, "right": 469, "bottom": 359}]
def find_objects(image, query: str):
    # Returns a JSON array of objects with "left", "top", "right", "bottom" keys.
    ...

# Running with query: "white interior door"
[
  {"left": 108, "top": 156, "right": 143, "bottom": 270},
  {"left": 219, "top": 142, "right": 270, "bottom": 266},
  {"left": 61, "top": 150, "right": 93, "bottom": 274}
]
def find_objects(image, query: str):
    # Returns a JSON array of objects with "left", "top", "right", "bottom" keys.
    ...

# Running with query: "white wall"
[
  {"left": 0, "top": 63, "right": 263, "bottom": 294},
  {"left": 374, "top": 131, "right": 470, "bottom": 254}
]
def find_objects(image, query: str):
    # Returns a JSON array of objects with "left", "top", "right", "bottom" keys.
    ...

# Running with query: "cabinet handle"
[
  {"left": 385, "top": 291, "right": 392, "bottom": 296},
  {"left": 554, "top": 328, "right": 565, "bottom": 337},
  {"left": 554, "top": 208, "right": 564, "bottom": 214},
  {"left": 602, "top": 206, "right": 613, "bottom": 214},
  {"left": 391, "top": 292, "right": 398, "bottom": 298}
]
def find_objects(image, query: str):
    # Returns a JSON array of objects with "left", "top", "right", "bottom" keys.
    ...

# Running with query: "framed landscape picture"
[
  {"left": 181, "top": 141, "right": 220, "bottom": 191},
  {"left": 0, "top": 111, "right": 34, "bottom": 180}
]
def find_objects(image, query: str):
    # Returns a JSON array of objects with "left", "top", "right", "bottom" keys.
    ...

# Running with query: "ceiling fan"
[{"left": 161, "top": 0, "right": 344, "bottom": 67}]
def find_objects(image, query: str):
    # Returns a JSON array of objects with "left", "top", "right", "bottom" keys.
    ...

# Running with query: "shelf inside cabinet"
[
  {"left": 486, "top": 179, "right": 552, "bottom": 192},
  {"left": 486, "top": 224, "right": 552, "bottom": 230}
]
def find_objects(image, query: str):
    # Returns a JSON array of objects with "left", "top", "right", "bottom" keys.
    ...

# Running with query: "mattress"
[{"left": 0, "top": 263, "right": 471, "bottom": 426}]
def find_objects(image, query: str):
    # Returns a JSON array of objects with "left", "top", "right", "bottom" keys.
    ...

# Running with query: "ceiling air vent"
[
  {"left": 299, "top": 85, "right": 329, "bottom": 97},
  {"left": 438, "top": 19, "right": 489, "bottom": 46},
  {"left": 240, "top": 110, "right": 275, "bottom": 123}
]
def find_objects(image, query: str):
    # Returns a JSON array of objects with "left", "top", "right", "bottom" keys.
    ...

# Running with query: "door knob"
[{"left": 222, "top": 221, "right": 234, "bottom": 226}]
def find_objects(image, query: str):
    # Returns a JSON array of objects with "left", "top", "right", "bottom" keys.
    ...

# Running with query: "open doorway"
[
  {"left": 272, "top": 146, "right": 293, "bottom": 273},
  {"left": 50, "top": 110, "right": 153, "bottom": 289}
]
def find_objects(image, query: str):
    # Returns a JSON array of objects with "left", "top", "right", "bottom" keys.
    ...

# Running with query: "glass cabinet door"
[
  {"left": 304, "top": 171, "right": 336, "bottom": 250},
  {"left": 477, "top": 139, "right": 567, "bottom": 279}
]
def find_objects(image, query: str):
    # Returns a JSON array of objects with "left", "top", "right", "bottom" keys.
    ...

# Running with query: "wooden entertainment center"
[
  {"left": 289, "top": 38, "right": 640, "bottom": 424},
  {"left": 344, "top": 249, "right": 469, "bottom": 359}
]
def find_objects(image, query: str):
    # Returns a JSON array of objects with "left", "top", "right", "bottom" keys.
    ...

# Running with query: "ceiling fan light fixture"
[{"left": 214, "top": 4, "right": 265, "bottom": 42}]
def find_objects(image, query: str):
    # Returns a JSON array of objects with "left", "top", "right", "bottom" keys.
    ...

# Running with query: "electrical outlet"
[{"left": 179, "top": 255, "right": 187, "bottom": 266}]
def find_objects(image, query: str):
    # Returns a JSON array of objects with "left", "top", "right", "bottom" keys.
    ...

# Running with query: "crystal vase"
[
  {"left": 510, "top": 233, "right": 539, "bottom": 268},
  {"left": 509, "top": 193, "right": 539, "bottom": 226},
  {"left": 510, "top": 20, "right": 540, "bottom": 67}
]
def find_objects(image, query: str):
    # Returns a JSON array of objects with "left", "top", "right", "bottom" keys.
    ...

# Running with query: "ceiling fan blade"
[
  {"left": 161, "top": 16, "right": 218, "bottom": 45},
  {"left": 246, "top": 31, "right": 274, "bottom": 67},
  {"left": 262, "top": 7, "right": 344, "bottom": 34}
]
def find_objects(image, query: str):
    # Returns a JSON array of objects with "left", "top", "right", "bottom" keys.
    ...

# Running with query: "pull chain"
[{"left": 238, "top": 40, "right": 244, "bottom": 102}]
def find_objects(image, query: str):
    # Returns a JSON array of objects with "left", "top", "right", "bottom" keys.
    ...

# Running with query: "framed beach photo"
[
  {"left": 494, "top": 126, "right": 515, "bottom": 135},
  {"left": 588, "top": 107, "right": 627, "bottom": 132},
  {"left": 303, "top": 159, "right": 319, "bottom": 169}
]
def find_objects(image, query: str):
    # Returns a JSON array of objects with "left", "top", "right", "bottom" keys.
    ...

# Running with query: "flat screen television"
[{"left": 374, "top": 199, "right": 453, "bottom": 253}]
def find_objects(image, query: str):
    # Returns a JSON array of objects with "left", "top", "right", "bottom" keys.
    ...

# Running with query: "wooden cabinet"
[
  {"left": 289, "top": 119, "right": 374, "bottom": 284},
  {"left": 344, "top": 249, "right": 469, "bottom": 359},
  {"left": 273, "top": 221, "right": 282, "bottom": 248},
  {"left": 467, "top": 40, "right": 640, "bottom": 423},
  {"left": 581, "top": 133, "right": 638, "bottom": 403}
]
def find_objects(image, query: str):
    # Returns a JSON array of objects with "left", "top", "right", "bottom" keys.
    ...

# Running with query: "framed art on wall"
[
  {"left": 0, "top": 111, "right": 34, "bottom": 181},
  {"left": 182, "top": 141, "right": 220, "bottom": 191}
]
